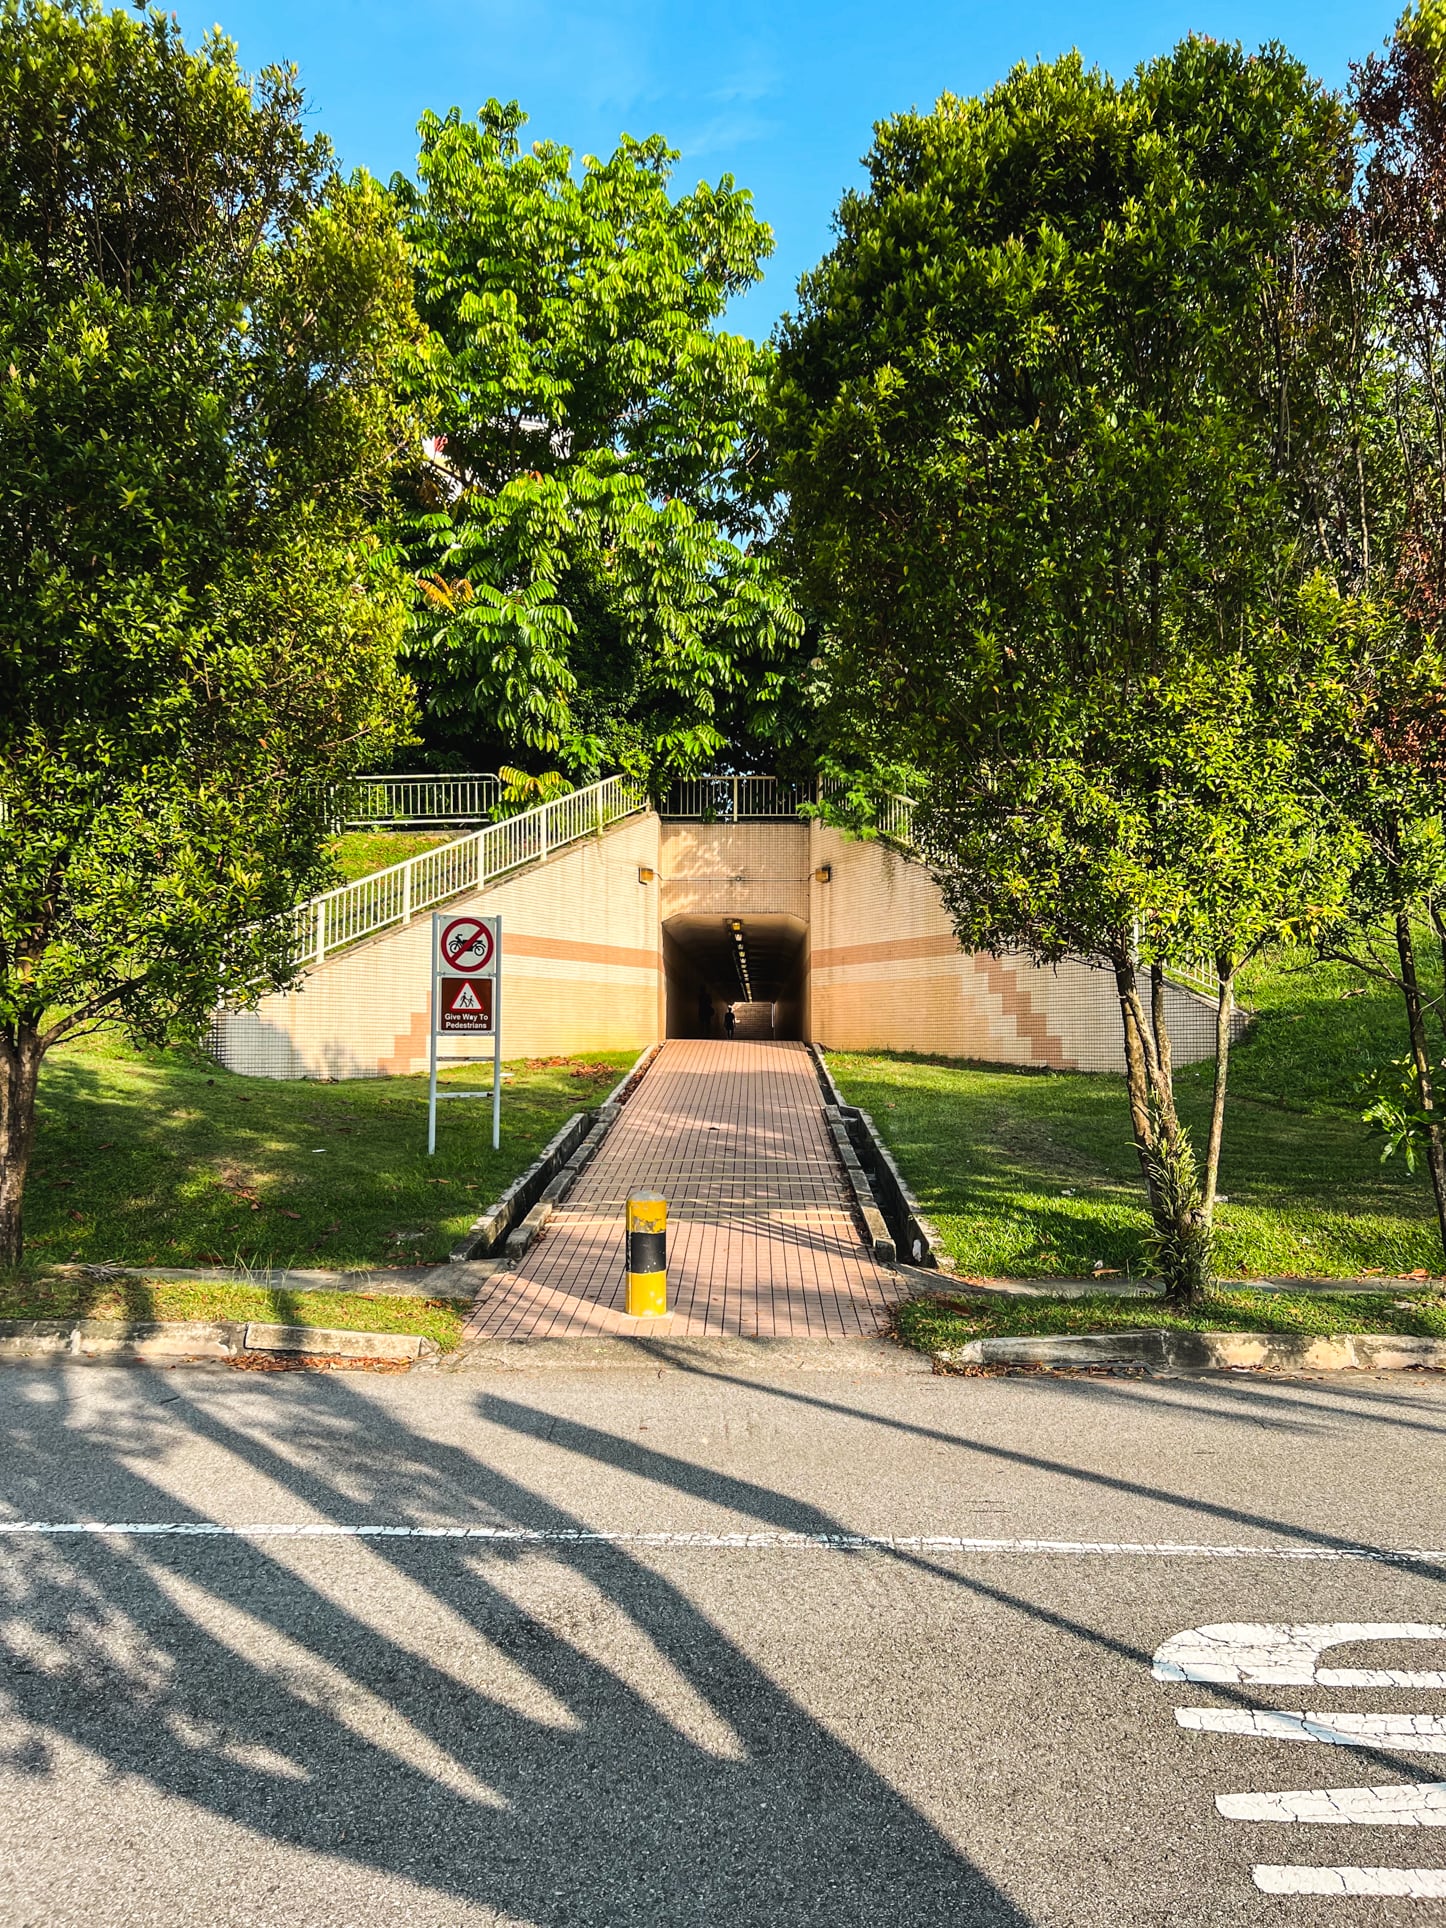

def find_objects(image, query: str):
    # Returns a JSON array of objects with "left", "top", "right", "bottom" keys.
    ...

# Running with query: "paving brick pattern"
[{"left": 462, "top": 1040, "right": 900, "bottom": 1339}]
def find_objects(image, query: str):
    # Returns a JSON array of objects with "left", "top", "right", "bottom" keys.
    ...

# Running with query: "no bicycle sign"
[{"left": 428, "top": 911, "right": 501, "bottom": 1155}]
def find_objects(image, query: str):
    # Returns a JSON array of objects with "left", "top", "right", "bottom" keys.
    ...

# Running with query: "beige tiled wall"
[
  {"left": 211, "top": 815, "right": 664, "bottom": 1079},
  {"left": 807, "top": 821, "right": 1221, "bottom": 1069},
  {"left": 211, "top": 810, "right": 1222, "bottom": 1078},
  {"left": 659, "top": 821, "right": 811, "bottom": 921}
]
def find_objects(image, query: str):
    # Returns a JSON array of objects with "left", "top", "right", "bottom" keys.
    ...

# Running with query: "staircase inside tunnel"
[{"left": 663, "top": 913, "right": 808, "bottom": 1040}]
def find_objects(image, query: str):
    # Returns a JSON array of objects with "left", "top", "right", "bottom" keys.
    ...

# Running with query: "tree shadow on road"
[{"left": 0, "top": 1370, "right": 1033, "bottom": 1927}]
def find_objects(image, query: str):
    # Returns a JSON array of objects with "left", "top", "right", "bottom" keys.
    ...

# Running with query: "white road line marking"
[
  {"left": 1220, "top": 1784, "right": 1446, "bottom": 1825},
  {"left": 1178, "top": 1710, "right": 1446, "bottom": 1751},
  {"left": 1155, "top": 1623, "right": 1446, "bottom": 1686},
  {"left": 1253, "top": 1866, "right": 1446, "bottom": 1897},
  {"left": 0, "top": 1523, "right": 1444, "bottom": 1558}
]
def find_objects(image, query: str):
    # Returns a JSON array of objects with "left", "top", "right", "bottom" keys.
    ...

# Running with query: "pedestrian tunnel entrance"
[{"left": 663, "top": 914, "right": 808, "bottom": 1041}]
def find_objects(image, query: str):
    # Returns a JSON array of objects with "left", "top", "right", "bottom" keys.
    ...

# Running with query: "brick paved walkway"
[{"left": 461, "top": 1040, "right": 900, "bottom": 1339}]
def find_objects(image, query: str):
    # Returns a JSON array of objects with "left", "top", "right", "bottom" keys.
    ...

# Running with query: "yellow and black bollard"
[{"left": 625, "top": 1192, "right": 668, "bottom": 1316}]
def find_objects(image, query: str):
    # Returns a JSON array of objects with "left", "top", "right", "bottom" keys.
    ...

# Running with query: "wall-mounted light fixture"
[
  {"left": 814, "top": 864, "right": 832, "bottom": 884},
  {"left": 638, "top": 866, "right": 655, "bottom": 884}
]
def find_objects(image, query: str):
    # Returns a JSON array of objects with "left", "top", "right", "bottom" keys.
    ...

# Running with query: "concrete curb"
[
  {"left": 243, "top": 1323, "right": 430, "bottom": 1363},
  {"left": 0, "top": 1317, "right": 437, "bottom": 1368},
  {"left": 439, "top": 1334, "right": 931, "bottom": 1375},
  {"left": 910, "top": 1272, "right": 1436, "bottom": 1299},
  {"left": 599, "top": 1042, "right": 662, "bottom": 1110},
  {"left": 900, "top": 1267, "right": 1154, "bottom": 1301},
  {"left": 46, "top": 1261, "right": 488, "bottom": 1303},
  {"left": 935, "top": 1329, "right": 1446, "bottom": 1373}
]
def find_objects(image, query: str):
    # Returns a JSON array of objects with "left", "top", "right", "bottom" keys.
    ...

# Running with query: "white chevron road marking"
[
  {"left": 1219, "top": 1784, "right": 1446, "bottom": 1824},
  {"left": 1253, "top": 1867, "right": 1446, "bottom": 1897}
]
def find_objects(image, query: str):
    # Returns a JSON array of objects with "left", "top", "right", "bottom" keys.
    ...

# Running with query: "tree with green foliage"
[
  {"left": 391, "top": 100, "right": 802, "bottom": 788},
  {"left": 1306, "top": 0, "right": 1446, "bottom": 1260},
  {"left": 772, "top": 40, "right": 1361, "bottom": 1301},
  {"left": 0, "top": 0, "right": 418, "bottom": 1267}
]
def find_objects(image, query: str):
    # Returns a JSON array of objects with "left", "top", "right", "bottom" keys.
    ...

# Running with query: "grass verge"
[
  {"left": 828, "top": 944, "right": 1446, "bottom": 1281},
  {"left": 897, "top": 1288, "right": 1446, "bottom": 1354},
  {"left": 326, "top": 830, "right": 460, "bottom": 882},
  {"left": 0, "top": 1274, "right": 465, "bottom": 1350},
  {"left": 22, "top": 1035, "right": 634, "bottom": 1272}
]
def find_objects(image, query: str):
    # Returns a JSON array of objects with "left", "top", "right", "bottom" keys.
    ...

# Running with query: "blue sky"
[{"left": 172, "top": 0, "right": 1398, "bottom": 336}]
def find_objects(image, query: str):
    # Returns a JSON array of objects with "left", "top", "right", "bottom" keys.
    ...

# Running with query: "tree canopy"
[
  {"left": 0, "top": 0, "right": 418, "bottom": 1263},
  {"left": 391, "top": 100, "right": 803, "bottom": 786},
  {"left": 771, "top": 40, "right": 1360, "bottom": 1296},
  {"left": 1300, "top": 0, "right": 1446, "bottom": 1258}
]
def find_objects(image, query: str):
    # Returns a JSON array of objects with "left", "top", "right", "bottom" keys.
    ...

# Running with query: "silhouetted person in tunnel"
[
  {"left": 724, "top": 1003, "right": 737, "bottom": 1037},
  {"left": 696, "top": 987, "right": 713, "bottom": 1036}
]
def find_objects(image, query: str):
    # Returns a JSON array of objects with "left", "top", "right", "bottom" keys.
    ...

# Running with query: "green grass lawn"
[
  {"left": 0, "top": 1271, "right": 466, "bottom": 1350},
  {"left": 897, "top": 1288, "right": 1446, "bottom": 1355},
  {"left": 17, "top": 1034, "right": 632, "bottom": 1275},
  {"left": 326, "top": 830, "right": 460, "bottom": 882},
  {"left": 828, "top": 945, "right": 1446, "bottom": 1282}
]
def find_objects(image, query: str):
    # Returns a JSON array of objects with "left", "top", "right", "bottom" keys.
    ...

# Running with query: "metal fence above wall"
[
  {"left": 662, "top": 775, "right": 821, "bottom": 821},
  {"left": 660, "top": 774, "right": 922, "bottom": 845},
  {"left": 331, "top": 772, "right": 503, "bottom": 828}
]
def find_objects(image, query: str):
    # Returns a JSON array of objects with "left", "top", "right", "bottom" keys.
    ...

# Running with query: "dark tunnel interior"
[{"left": 663, "top": 914, "right": 808, "bottom": 1041}]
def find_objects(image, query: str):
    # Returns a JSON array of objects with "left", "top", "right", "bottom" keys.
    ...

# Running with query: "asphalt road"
[{"left": 2, "top": 1353, "right": 1445, "bottom": 1926}]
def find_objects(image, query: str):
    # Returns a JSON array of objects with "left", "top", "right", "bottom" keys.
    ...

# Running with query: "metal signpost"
[{"left": 428, "top": 911, "right": 501, "bottom": 1155}]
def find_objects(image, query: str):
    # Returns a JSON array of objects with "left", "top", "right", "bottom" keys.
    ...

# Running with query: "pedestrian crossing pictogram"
[{"left": 437, "top": 974, "right": 493, "bottom": 1033}]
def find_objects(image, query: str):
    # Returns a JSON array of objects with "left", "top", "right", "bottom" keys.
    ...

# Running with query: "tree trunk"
[
  {"left": 1149, "top": 963, "right": 1180, "bottom": 1136},
  {"left": 1202, "top": 959, "right": 1236, "bottom": 1215},
  {"left": 1112, "top": 949, "right": 1166, "bottom": 1217},
  {"left": 1394, "top": 910, "right": 1446, "bottom": 1262},
  {"left": 1112, "top": 948, "right": 1213, "bottom": 1306},
  {"left": 0, "top": 1024, "right": 43, "bottom": 1270}
]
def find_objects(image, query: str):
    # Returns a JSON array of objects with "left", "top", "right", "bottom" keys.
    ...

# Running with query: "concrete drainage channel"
[
  {"left": 448, "top": 1044, "right": 661, "bottom": 1266},
  {"left": 810, "top": 1045, "right": 953, "bottom": 1271}
]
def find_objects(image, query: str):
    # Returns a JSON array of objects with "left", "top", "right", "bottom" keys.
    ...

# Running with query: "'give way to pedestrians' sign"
[{"left": 428, "top": 911, "right": 501, "bottom": 1156}]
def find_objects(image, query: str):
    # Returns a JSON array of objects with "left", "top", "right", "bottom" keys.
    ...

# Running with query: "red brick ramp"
[{"left": 461, "top": 1040, "right": 899, "bottom": 1340}]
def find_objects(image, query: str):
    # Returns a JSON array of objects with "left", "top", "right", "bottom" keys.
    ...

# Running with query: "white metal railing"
[
  {"left": 661, "top": 773, "right": 923, "bottom": 842},
  {"left": 331, "top": 771, "right": 503, "bottom": 828},
  {"left": 288, "top": 774, "right": 647, "bottom": 969},
  {"left": 1165, "top": 959, "right": 1227, "bottom": 1001},
  {"left": 662, "top": 775, "right": 821, "bottom": 820},
  {"left": 874, "top": 793, "right": 916, "bottom": 844}
]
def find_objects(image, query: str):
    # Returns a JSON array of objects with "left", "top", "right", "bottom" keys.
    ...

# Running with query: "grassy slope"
[
  {"left": 326, "top": 830, "right": 458, "bottom": 882},
  {"left": 20, "top": 1035, "right": 631, "bottom": 1273},
  {"left": 829, "top": 946, "right": 1444, "bottom": 1281}
]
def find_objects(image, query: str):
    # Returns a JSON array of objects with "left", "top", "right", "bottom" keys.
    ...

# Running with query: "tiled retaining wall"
[
  {"left": 210, "top": 811, "right": 1225, "bottom": 1078},
  {"left": 805, "top": 822, "right": 1222, "bottom": 1072},
  {"left": 210, "top": 814, "right": 664, "bottom": 1079}
]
